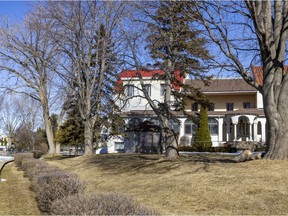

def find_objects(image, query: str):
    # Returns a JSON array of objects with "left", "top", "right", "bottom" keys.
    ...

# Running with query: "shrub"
[
  {"left": 32, "top": 170, "right": 86, "bottom": 213},
  {"left": 50, "top": 192, "right": 157, "bottom": 215},
  {"left": 193, "top": 105, "right": 212, "bottom": 151},
  {"left": 32, "top": 150, "right": 44, "bottom": 159},
  {"left": 21, "top": 158, "right": 46, "bottom": 172},
  {"left": 178, "top": 146, "right": 238, "bottom": 153},
  {"left": 14, "top": 153, "right": 34, "bottom": 167}
]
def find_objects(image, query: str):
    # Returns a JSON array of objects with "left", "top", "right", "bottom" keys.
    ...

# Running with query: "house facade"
[{"left": 109, "top": 69, "right": 266, "bottom": 153}]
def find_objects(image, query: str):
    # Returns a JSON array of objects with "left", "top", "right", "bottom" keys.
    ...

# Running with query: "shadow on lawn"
[{"left": 83, "top": 153, "right": 237, "bottom": 175}]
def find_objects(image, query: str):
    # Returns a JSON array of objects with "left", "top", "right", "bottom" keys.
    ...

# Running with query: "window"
[
  {"left": 126, "top": 85, "right": 134, "bottom": 97},
  {"left": 114, "top": 142, "right": 124, "bottom": 151},
  {"left": 128, "top": 118, "right": 142, "bottom": 130},
  {"left": 208, "top": 118, "right": 218, "bottom": 135},
  {"left": 226, "top": 103, "right": 234, "bottom": 111},
  {"left": 208, "top": 103, "right": 214, "bottom": 111},
  {"left": 243, "top": 102, "right": 251, "bottom": 109},
  {"left": 257, "top": 121, "right": 262, "bottom": 135},
  {"left": 143, "top": 84, "right": 151, "bottom": 96},
  {"left": 184, "top": 120, "right": 196, "bottom": 135},
  {"left": 169, "top": 119, "right": 180, "bottom": 133},
  {"left": 160, "top": 84, "right": 166, "bottom": 96},
  {"left": 191, "top": 102, "right": 198, "bottom": 111}
]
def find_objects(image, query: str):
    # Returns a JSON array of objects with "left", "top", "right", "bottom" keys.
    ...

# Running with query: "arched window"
[
  {"left": 257, "top": 121, "right": 262, "bottom": 135},
  {"left": 238, "top": 117, "right": 249, "bottom": 135}
]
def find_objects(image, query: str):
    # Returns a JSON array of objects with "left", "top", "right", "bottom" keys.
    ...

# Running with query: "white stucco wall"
[
  {"left": 119, "top": 79, "right": 176, "bottom": 112},
  {"left": 256, "top": 91, "right": 264, "bottom": 109}
]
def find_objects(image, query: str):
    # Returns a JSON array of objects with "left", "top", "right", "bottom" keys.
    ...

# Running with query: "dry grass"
[
  {"left": 46, "top": 153, "right": 288, "bottom": 215},
  {"left": 0, "top": 163, "right": 41, "bottom": 215}
]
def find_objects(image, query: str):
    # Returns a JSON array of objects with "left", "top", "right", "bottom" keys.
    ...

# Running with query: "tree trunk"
[
  {"left": 262, "top": 66, "right": 288, "bottom": 159},
  {"left": 83, "top": 120, "right": 94, "bottom": 155},
  {"left": 165, "top": 132, "right": 179, "bottom": 160},
  {"left": 43, "top": 111, "right": 55, "bottom": 154}
]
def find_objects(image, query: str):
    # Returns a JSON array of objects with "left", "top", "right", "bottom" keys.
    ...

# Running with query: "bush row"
[
  {"left": 178, "top": 146, "right": 238, "bottom": 153},
  {"left": 14, "top": 151, "right": 45, "bottom": 167},
  {"left": 14, "top": 153, "right": 157, "bottom": 215}
]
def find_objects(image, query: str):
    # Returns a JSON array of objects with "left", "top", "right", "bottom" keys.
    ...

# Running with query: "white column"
[
  {"left": 226, "top": 119, "right": 230, "bottom": 141},
  {"left": 179, "top": 118, "right": 186, "bottom": 140},
  {"left": 249, "top": 123, "right": 253, "bottom": 141},
  {"left": 234, "top": 124, "right": 237, "bottom": 141},
  {"left": 231, "top": 116, "right": 239, "bottom": 141},
  {"left": 218, "top": 118, "right": 223, "bottom": 143},
  {"left": 253, "top": 122, "right": 258, "bottom": 141},
  {"left": 261, "top": 119, "right": 266, "bottom": 142}
]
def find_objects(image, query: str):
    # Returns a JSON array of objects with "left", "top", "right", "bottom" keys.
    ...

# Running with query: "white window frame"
[
  {"left": 126, "top": 85, "right": 134, "bottom": 97},
  {"left": 143, "top": 84, "right": 151, "bottom": 96}
]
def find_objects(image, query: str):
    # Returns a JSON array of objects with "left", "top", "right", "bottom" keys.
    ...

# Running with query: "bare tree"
[
  {"left": 0, "top": 94, "right": 40, "bottom": 149},
  {"left": 0, "top": 6, "right": 60, "bottom": 154},
  {"left": 43, "top": 1, "right": 125, "bottom": 155},
  {"left": 185, "top": 1, "right": 288, "bottom": 159}
]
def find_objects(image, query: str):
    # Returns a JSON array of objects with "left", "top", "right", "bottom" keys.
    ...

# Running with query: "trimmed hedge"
[
  {"left": 31, "top": 171, "right": 86, "bottom": 213},
  {"left": 178, "top": 146, "right": 237, "bottom": 153},
  {"left": 50, "top": 192, "right": 157, "bottom": 215},
  {"left": 14, "top": 153, "right": 34, "bottom": 167},
  {"left": 14, "top": 153, "right": 157, "bottom": 215}
]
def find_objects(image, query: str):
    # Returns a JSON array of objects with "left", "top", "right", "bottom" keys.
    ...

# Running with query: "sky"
[
  {"left": 0, "top": 1, "right": 33, "bottom": 135},
  {"left": 0, "top": 1, "right": 32, "bottom": 21}
]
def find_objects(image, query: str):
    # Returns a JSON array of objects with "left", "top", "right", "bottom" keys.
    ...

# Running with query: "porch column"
[
  {"left": 226, "top": 120, "right": 230, "bottom": 141},
  {"left": 233, "top": 124, "right": 237, "bottom": 141},
  {"left": 246, "top": 115, "right": 256, "bottom": 142},
  {"left": 253, "top": 121, "right": 258, "bottom": 141},
  {"left": 261, "top": 119, "right": 266, "bottom": 142},
  {"left": 249, "top": 123, "right": 253, "bottom": 141},
  {"left": 231, "top": 116, "right": 239, "bottom": 141},
  {"left": 218, "top": 118, "right": 223, "bottom": 143},
  {"left": 179, "top": 118, "right": 186, "bottom": 140}
]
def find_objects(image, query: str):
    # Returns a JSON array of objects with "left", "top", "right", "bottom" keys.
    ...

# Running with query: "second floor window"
[
  {"left": 143, "top": 84, "right": 151, "bottom": 96},
  {"left": 208, "top": 103, "right": 214, "bottom": 111},
  {"left": 191, "top": 102, "right": 198, "bottom": 111},
  {"left": 243, "top": 102, "right": 251, "bottom": 109},
  {"left": 126, "top": 85, "right": 134, "bottom": 97},
  {"left": 226, "top": 103, "right": 234, "bottom": 111}
]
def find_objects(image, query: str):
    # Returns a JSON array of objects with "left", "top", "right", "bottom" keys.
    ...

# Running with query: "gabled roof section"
[
  {"left": 116, "top": 69, "right": 184, "bottom": 91},
  {"left": 185, "top": 79, "right": 257, "bottom": 93},
  {"left": 251, "top": 65, "right": 288, "bottom": 86}
]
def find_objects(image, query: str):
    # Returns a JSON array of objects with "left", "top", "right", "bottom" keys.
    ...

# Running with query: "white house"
[{"left": 110, "top": 69, "right": 266, "bottom": 153}]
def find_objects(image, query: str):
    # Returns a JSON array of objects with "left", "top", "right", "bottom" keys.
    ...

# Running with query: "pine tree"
[
  {"left": 193, "top": 104, "right": 212, "bottom": 151},
  {"left": 144, "top": 1, "right": 212, "bottom": 159},
  {"left": 55, "top": 105, "right": 84, "bottom": 147}
]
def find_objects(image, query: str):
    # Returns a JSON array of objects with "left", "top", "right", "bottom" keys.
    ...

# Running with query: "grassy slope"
[
  {"left": 0, "top": 163, "right": 41, "bottom": 215},
  {"left": 46, "top": 154, "right": 288, "bottom": 215}
]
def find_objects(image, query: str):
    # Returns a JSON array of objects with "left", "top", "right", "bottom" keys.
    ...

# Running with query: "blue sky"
[{"left": 0, "top": 1, "right": 32, "bottom": 21}]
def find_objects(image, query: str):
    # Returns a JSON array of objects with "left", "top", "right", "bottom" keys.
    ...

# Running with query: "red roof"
[
  {"left": 115, "top": 69, "right": 184, "bottom": 91},
  {"left": 251, "top": 65, "right": 288, "bottom": 86}
]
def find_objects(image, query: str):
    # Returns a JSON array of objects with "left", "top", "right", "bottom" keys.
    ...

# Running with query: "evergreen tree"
[
  {"left": 193, "top": 105, "right": 212, "bottom": 151},
  {"left": 143, "top": 1, "right": 212, "bottom": 159},
  {"left": 55, "top": 105, "right": 84, "bottom": 147}
]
